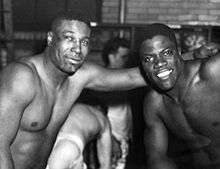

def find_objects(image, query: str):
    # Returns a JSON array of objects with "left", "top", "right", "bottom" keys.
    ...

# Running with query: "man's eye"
[
  {"left": 143, "top": 56, "right": 154, "bottom": 63},
  {"left": 81, "top": 40, "right": 89, "bottom": 46},
  {"left": 163, "top": 50, "right": 174, "bottom": 56},
  {"left": 65, "top": 36, "right": 74, "bottom": 42}
]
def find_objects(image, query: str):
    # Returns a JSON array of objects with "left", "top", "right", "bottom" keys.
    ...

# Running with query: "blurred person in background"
[{"left": 101, "top": 37, "right": 133, "bottom": 169}]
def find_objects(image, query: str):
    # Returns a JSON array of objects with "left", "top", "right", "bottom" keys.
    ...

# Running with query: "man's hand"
[{"left": 194, "top": 42, "right": 220, "bottom": 59}]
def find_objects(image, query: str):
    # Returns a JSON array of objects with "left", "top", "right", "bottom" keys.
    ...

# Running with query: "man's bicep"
[
  {"left": 143, "top": 94, "right": 168, "bottom": 158},
  {"left": 144, "top": 117, "right": 168, "bottom": 158}
]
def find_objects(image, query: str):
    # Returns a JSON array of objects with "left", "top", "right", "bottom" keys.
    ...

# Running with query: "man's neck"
[
  {"left": 165, "top": 60, "right": 186, "bottom": 103},
  {"left": 42, "top": 48, "right": 69, "bottom": 90}
]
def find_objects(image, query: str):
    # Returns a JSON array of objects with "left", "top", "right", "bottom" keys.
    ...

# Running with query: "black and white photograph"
[{"left": 1, "top": 0, "right": 220, "bottom": 169}]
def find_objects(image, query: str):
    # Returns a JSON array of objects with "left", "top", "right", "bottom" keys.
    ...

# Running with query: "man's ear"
[{"left": 47, "top": 31, "right": 53, "bottom": 46}]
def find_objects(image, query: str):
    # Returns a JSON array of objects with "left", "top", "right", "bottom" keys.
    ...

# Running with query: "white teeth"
[{"left": 157, "top": 70, "right": 172, "bottom": 78}]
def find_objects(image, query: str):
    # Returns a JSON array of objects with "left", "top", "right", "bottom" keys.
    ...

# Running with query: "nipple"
[{"left": 31, "top": 122, "right": 38, "bottom": 127}]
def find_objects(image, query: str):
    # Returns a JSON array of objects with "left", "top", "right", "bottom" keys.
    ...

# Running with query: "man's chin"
[
  {"left": 151, "top": 80, "right": 174, "bottom": 92},
  {"left": 61, "top": 64, "right": 81, "bottom": 75},
  {"left": 70, "top": 63, "right": 83, "bottom": 74}
]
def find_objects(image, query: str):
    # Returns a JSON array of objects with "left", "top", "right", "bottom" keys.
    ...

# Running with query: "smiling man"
[
  {"left": 141, "top": 23, "right": 220, "bottom": 169},
  {"left": 0, "top": 11, "right": 146, "bottom": 169}
]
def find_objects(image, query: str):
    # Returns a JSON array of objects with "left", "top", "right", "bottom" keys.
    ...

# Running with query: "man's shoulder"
[
  {"left": 145, "top": 89, "right": 163, "bottom": 105},
  {"left": 1, "top": 58, "right": 38, "bottom": 87},
  {"left": 5, "top": 59, "right": 33, "bottom": 73},
  {"left": 144, "top": 89, "right": 165, "bottom": 114},
  {"left": 143, "top": 90, "right": 167, "bottom": 125}
]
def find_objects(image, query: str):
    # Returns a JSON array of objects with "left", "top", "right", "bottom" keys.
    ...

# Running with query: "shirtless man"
[
  {"left": 46, "top": 103, "right": 111, "bottom": 169},
  {"left": 140, "top": 23, "right": 220, "bottom": 169},
  {"left": 0, "top": 12, "right": 146, "bottom": 169}
]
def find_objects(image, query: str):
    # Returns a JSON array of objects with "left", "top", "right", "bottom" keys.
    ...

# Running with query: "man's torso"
[
  {"left": 159, "top": 63, "right": 220, "bottom": 168},
  {"left": 10, "top": 57, "right": 86, "bottom": 169}
]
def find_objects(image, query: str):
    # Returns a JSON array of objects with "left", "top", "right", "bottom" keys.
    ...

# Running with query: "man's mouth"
[
  {"left": 156, "top": 69, "right": 173, "bottom": 79},
  {"left": 69, "top": 59, "right": 82, "bottom": 65},
  {"left": 67, "top": 56, "right": 83, "bottom": 64}
]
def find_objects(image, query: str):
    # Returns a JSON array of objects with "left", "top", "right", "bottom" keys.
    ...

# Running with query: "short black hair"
[
  {"left": 51, "top": 10, "right": 91, "bottom": 32},
  {"left": 102, "top": 37, "right": 130, "bottom": 66},
  {"left": 138, "top": 23, "right": 178, "bottom": 53}
]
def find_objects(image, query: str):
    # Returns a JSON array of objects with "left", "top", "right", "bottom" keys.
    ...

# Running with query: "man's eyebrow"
[
  {"left": 142, "top": 47, "right": 172, "bottom": 56},
  {"left": 142, "top": 53, "right": 154, "bottom": 56},
  {"left": 161, "top": 47, "right": 171, "bottom": 53},
  {"left": 61, "top": 31, "right": 90, "bottom": 39},
  {"left": 62, "top": 30, "right": 75, "bottom": 34}
]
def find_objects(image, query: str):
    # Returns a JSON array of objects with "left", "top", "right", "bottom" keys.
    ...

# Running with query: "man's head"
[
  {"left": 47, "top": 11, "right": 91, "bottom": 74},
  {"left": 139, "top": 23, "right": 182, "bottom": 91},
  {"left": 102, "top": 37, "right": 130, "bottom": 68}
]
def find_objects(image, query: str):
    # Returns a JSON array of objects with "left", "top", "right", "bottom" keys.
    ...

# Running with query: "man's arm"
[
  {"left": 144, "top": 91, "right": 177, "bottom": 169},
  {"left": 82, "top": 62, "right": 146, "bottom": 91},
  {"left": 199, "top": 49, "right": 220, "bottom": 82},
  {"left": 0, "top": 63, "right": 35, "bottom": 169},
  {"left": 96, "top": 117, "right": 112, "bottom": 169}
]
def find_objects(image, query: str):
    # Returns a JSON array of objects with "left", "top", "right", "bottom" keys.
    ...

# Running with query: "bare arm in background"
[{"left": 96, "top": 114, "right": 112, "bottom": 169}]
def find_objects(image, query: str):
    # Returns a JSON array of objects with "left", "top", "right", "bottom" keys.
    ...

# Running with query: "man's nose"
[
  {"left": 71, "top": 41, "right": 81, "bottom": 53},
  {"left": 154, "top": 57, "right": 167, "bottom": 68}
]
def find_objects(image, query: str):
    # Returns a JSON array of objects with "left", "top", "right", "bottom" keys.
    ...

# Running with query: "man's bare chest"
[
  {"left": 162, "top": 85, "right": 220, "bottom": 146},
  {"left": 20, "top": 84, "right": 83, "bottom": 132}
]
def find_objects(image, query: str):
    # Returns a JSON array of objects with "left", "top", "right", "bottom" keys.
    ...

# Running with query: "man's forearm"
[
  {"left": 86, "top": 67, "right": 147, "bottom": 92},
  {"left": 98, "top": 148, "right": 111, "bottom": 169},
  {"left": 97, "top": 135, "right": 112, "bottom": 169}
]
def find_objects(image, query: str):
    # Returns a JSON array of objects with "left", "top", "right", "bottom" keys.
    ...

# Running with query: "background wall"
[
  {"left": 102, "top": 0, "right": 220, "bottom": 26},
  {"left": 12, "top": 0, "right": 102, "bottom": 31}
]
